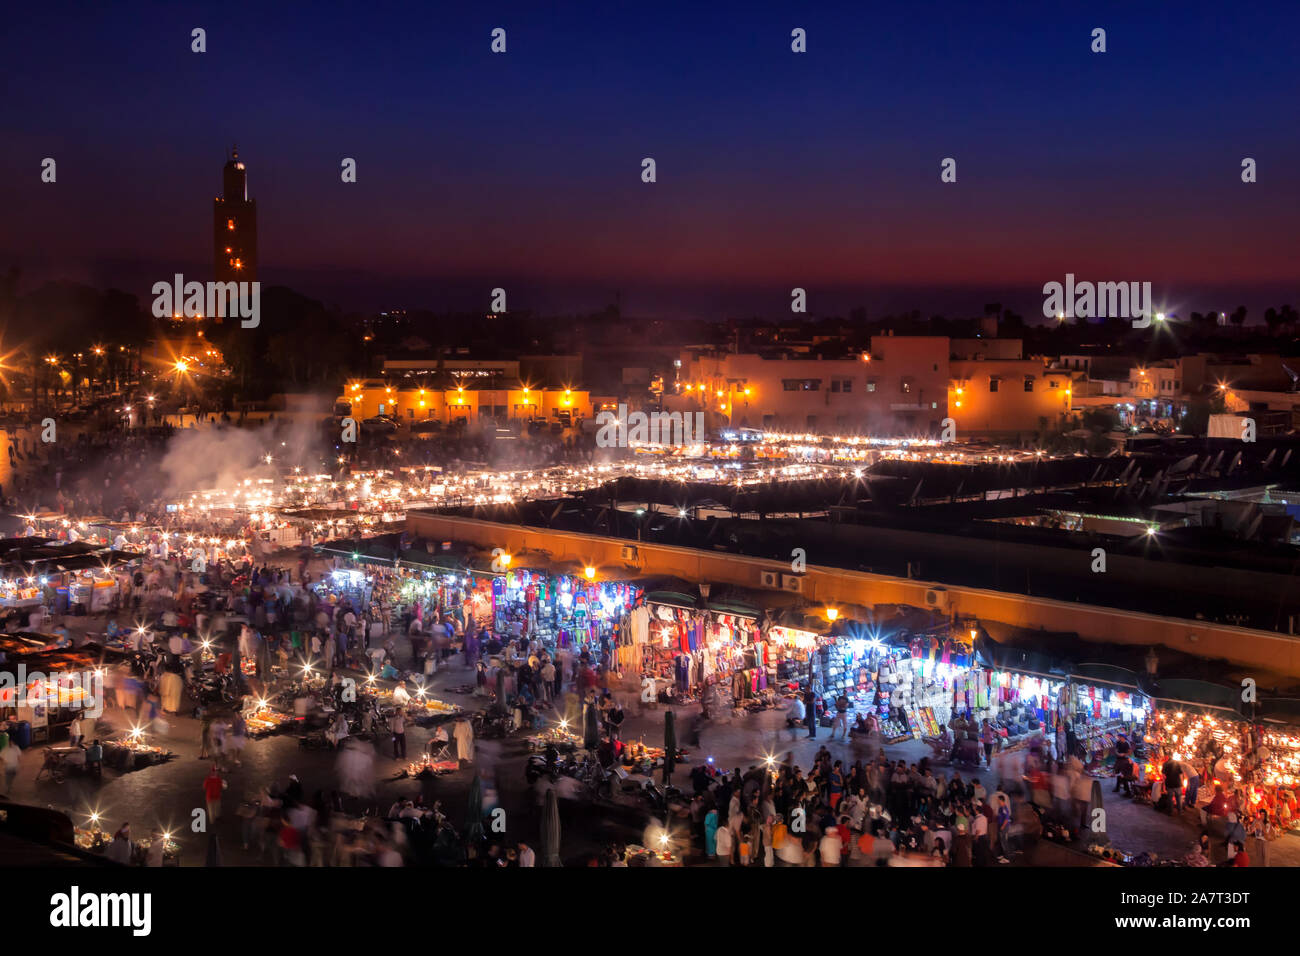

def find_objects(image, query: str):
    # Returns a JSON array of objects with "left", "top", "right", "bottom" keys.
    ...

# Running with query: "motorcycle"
[
  {"left": 525, "top": 753, "right": 613, "bottom": 800},
  {"left": 639, "top": 779, "right": 684, "bottom": 815},
  {"left": 187, "top": 671, "right": 239, "bottom": 713},
  {"left": 472, "top": 706, "right": 514, "bottom": 740}
]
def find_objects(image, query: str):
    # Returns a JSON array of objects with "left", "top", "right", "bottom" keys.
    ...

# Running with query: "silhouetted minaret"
[{"left": 213, "top": 145, "right": 258, "bottom": 283}]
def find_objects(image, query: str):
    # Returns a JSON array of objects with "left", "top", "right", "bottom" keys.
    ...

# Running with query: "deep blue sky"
[{"left": 2, "top": 0, "right": 1297, "bottom": 318}]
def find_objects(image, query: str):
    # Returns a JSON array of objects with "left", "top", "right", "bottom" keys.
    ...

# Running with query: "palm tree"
[
  {"left": 1281, "top": 304, "right": 1298, "bottom": 334},
  {"left": 1229, "top": 306, "right": 1247, "bottom": 336}
]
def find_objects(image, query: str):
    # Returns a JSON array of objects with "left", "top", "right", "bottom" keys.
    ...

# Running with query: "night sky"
[{"left": 3, "top": 0, "right": 1297, "bottom": 318}]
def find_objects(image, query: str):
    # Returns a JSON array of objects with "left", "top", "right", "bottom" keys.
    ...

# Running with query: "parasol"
[
  {"left": 541, "top": 787, "right": 562, "bottom": 867},
  {"left": 1085, "top": 778, "right": 1109, "bottom": 846},
  {"left": 205, "top": 831, "right": 223, "bottom": 867},
  {"left": 464, "top": 773, "right": 485, "bottom": 844},
  {"left": 583, "top": 699, "right": 599, "bottom": 750}
]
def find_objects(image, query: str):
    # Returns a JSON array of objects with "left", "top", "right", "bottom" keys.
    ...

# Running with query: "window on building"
[
  {"left": 989, "top": 377, "right": 999, "bottom": 392},
  {"left": 900, "top": 377, "right": 914, "bottom": 394},
  {"left": 1023, "top": 376, "right": 1035, "bottom": 392},
  {"left": 782, "top": 379, "right": 821, "bottom": 391},
  {"left": 831, "top": 380, "right": 841, "bottom": 393},
  {"left": 840, "top": 379, "right": 852, "bottom": 393},
  {"left": 866, "top": 380, "right": 877, "bottom": 393},
  {"left": 227, "top": 219, "right": 235, "bottom": 231},
  {"left": 1048, "top": 379, "right": 1059, "bottom": 389}
]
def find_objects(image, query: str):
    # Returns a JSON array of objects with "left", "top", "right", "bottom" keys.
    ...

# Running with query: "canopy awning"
[
  {"left": 397, "top": 549, "right": 466, "bottom": 574},
  {"left": 1070, "top": 662, "right": 1143, "bottom": 693},
  {"left": 706, "top": 601, "right": 760, "bottom": 619},
  {"left": 1139, "top": 677, "right": 1244, "bottom": 715},
  {"left": 974, "top": 634, "right": 1070, "bottom": 678},
  {"left": 645, "top": 590, "right": 698, "bottom": 610}
]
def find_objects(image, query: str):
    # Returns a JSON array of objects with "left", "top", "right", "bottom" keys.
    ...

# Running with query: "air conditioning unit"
[
  {"left": 620, "top": 545, "right": 638, "bottom": 562},
  {"left": 781, "top": 574, "right": 805, "bottom": 594},
  {"left": 923, "top": 587, "right": 948, "bottom": 611},
  {"left": 759, "top": 570, "right": 780, "bottom": 589}
]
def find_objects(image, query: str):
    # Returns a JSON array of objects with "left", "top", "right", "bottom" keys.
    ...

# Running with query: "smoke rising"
[{"left": 158, "top": 416, "right": 328, "bottom": 497}]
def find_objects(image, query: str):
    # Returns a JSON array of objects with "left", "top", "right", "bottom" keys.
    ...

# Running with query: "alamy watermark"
[
  {"left": 595, "top": 404, "right": 705, "bottom": 447},
  {"left": 1042, "top": 273, "right": 1152, "bottom": 329},
  {"left": 151, "top": 273, "right": 260, "bottom": 328},
  {"left": 50, "top": 886, "right": 151, "bottom": 936},
  {"left": 1, "top": 665, "right": 103, "bottom": 718}
]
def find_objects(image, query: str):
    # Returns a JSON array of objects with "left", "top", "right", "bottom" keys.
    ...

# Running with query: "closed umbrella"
[
  {"left": 1085, "top": 778, "right": 1108, "bottom": 847},
  {"left": 583, "top": 699, "right": 599, "bottom": 750},
  {"left": 541, "top": 787, "right": 562, "bottom": 867},
  {"left": 663, "top": 709, "right": 677, "bottom": 786},
  {"left": 204, "top": 831, "right": 223, "bottom": 867},
  {"left": 465, "top": 773, "right": 485, "bottom": 844}
]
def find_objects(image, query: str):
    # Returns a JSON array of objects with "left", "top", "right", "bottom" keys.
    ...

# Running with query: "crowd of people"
[{"left": 683, "top": 747, "right": 1032, "bottom": 867}]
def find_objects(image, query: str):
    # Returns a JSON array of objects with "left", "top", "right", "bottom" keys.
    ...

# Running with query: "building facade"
[
  {"left": 673, "top": 335, "right": 950, "bottom": 436},
  {"left": 339, "top": 380, "right": 593, "bottom": 427},
  {"left": 948, "top": 357, "right": 1074, "bottom": 439}
]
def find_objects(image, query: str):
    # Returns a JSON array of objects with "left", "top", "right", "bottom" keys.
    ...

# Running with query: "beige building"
[
  {"left": 339, "top": 380, "right": 592, "bottom": 427},
  {"left": 672, "top": 335, "right": 950, "bottom": 436},
  {"left": 949, "top": 357, "right": 1074, "bottom": 439}
]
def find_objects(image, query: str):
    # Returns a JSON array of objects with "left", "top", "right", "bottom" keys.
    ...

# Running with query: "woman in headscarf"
[{"left": 105, "top": 823, "right": 134, "bottom": 864}]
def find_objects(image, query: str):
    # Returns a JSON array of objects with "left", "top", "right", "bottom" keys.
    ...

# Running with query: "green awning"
[
  {"left": 1070, "top": 663, "right": 1142, "bottom": 693},
  {"left": 1148, "top": 679, "right": 1243, "bottom": 715},
  {"left": 706, "top": 600, "right": 761, "bottom": 619},
  {"left": 398, "top": 549, "right": 466, "bottom": 573},
  {"left": 645, "top": 590, "right": 698, "bottom": 609}
]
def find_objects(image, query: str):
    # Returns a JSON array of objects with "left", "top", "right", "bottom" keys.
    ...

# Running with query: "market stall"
[
  {"left": 101, "top": 728, "right": 176, "bottom": 772},
  {"left": 490, "top": 566, "right": 640, "bottom": 653},
  {"left": 622, "top": 593, "right": 760, "bottom": 705}
]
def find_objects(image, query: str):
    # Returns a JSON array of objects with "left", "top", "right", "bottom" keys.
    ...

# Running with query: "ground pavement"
[{"left": 8, "top": 623, "right": 1298, "bottom": 866}]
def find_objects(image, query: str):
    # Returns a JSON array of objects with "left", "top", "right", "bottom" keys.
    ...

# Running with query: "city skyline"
[
  {"left": 2, "top": 0, "right": 1300, "bottom": 896},
  {"left": 1, "top": 0, "right": 1296, "bottom": 318}
]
